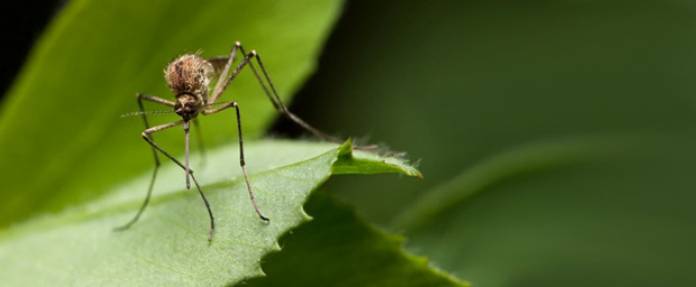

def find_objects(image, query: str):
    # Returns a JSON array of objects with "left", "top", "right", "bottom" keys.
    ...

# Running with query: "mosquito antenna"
[{"left": 120, "top": 110, "right": 176, "bottom": 118}]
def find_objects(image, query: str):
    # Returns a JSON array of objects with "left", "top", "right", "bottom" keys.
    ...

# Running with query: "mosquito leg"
[
  {"left": 208, "top": 42, "right": 241, "bottom": 104},
  {"left": 139, "top": 120, "right": 216, "bottom": 241},
  {"left": 114, "top": 93, "right": 175, "bottom": 231},
  {"left": 184, "top": 121, "right": 191, "bottom": 189},
  {"left": 204, "top": 102, "right": 270, "bottom": 222},
  {"left": 242, "top": 51, "right": 379, "bottom": 150},
  {"left": 115, "top": 121, "right": 180, "bottom": 232},
  {"left": 136, "top": 93, "right": 176, "bottom": 165},
  {"left": 138, "top": 93, "right": 176, "bottom": 107},
  {"left": 140, "top": 120, "right": 187, "bottom": 169},
  {"left": 208, "top": 43, "right": 375, "bottom": 149},
  {"left": 208, "top": 43, "right": 338, "bottom": 142},
  {"left": 192, "top": 119, "right": 207, "bottom": 168},
  {"left": 189, "top": 168, "right": 215, "bottom": 242},
  {"left": 237, "top": 46, "right": 340, "bottom": 143}
]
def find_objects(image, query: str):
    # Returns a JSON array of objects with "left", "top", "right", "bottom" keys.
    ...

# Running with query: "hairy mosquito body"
[
  {"left": 167, "top": 54, "right": 211, "bottom": 120},
  {"left": 114, "top": 42, "right": 338, "bottom": 242}
]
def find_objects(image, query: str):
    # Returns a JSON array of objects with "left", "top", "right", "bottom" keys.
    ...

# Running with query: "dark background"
[{"left": 0, "top": 1, "right": 63, "bottom": 97}]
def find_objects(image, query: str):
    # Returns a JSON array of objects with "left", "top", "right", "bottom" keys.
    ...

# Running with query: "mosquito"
[{"left": 114, "top": 41, "right": 338, "bottom": 241}]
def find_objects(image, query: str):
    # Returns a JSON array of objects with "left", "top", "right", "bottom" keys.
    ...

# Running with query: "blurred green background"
[
  {"left": 271, "top": 0, "right": 696, "bottom": 286},
  {"left": 2, "top": 0, "right": 696, "bottom": 286}
]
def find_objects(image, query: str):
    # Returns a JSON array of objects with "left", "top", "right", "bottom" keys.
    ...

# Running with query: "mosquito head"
[
  {"left": 165, "top": 54, "right": 213, "bottom": 98},
  {"left": 175, "top": 93, "right": 202, "bottom": 121}
]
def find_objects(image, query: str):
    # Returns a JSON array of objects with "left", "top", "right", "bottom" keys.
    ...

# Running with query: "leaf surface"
[
  {"left": 245, "top": 191, "right": 467, "bottom": 287},
  {"left": 0, "top": 140, "right": 447, "bottom": 287}
]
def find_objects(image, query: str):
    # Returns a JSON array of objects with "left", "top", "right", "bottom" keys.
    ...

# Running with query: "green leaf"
[
  {"left": 289, "top": 1, "right": 696, "bottom": 285},
  {"left": 289, "top": 0, "right": 696, "bottom": 224},
  {"left": 0, "top": 0, "right": 342, "bottom": 227},
  {"left": 392, "top": 136, "right": 626, "bottom": 231},
  {"left": 245, "top": 191, "right": 467, "bottom": 287},
  {"left": 396, "top": 136, "right": 696, "bottom": 287},
  {"left": 0, "top": 140, "right": 439, "bottom": 287}
]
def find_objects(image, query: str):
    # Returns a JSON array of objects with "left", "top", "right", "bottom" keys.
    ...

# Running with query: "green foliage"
[
  {"left": 393, "top": 137, "right": 627, "bottom": 231},
  {"left": 0, "top": 141, "right": 459, "bottom": 286},
  {"left": 297, "top": 1, "right": 696, "bottom": 286},
  {"left": 0, "top": 0, "right": 343, "bottom": 227},
  {"left": 397, "top": 137, "right": 696, "bottom": 286},
  {"left": 246, "top": 191, "right": 467, "bottom": 287}
]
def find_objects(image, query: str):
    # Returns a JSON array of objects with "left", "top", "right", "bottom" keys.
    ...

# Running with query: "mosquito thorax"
[{"left": 165, "top": 54, "right": 213, "bottom": 99}]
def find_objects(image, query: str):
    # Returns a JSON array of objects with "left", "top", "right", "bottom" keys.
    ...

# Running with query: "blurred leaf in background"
[
  {"left": 0, "top": 0, "right": 342, "bottom": 227},
  {"left": 398, "top": 137, "right": 696, "bottom": 287},
  {"left": 281, "top": 0, "right": 696, "bottom": 286}
]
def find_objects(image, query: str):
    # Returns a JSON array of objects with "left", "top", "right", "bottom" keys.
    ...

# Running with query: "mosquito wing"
[{"left": 208, "top": 56, "right": 229, "bottom": 75}]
